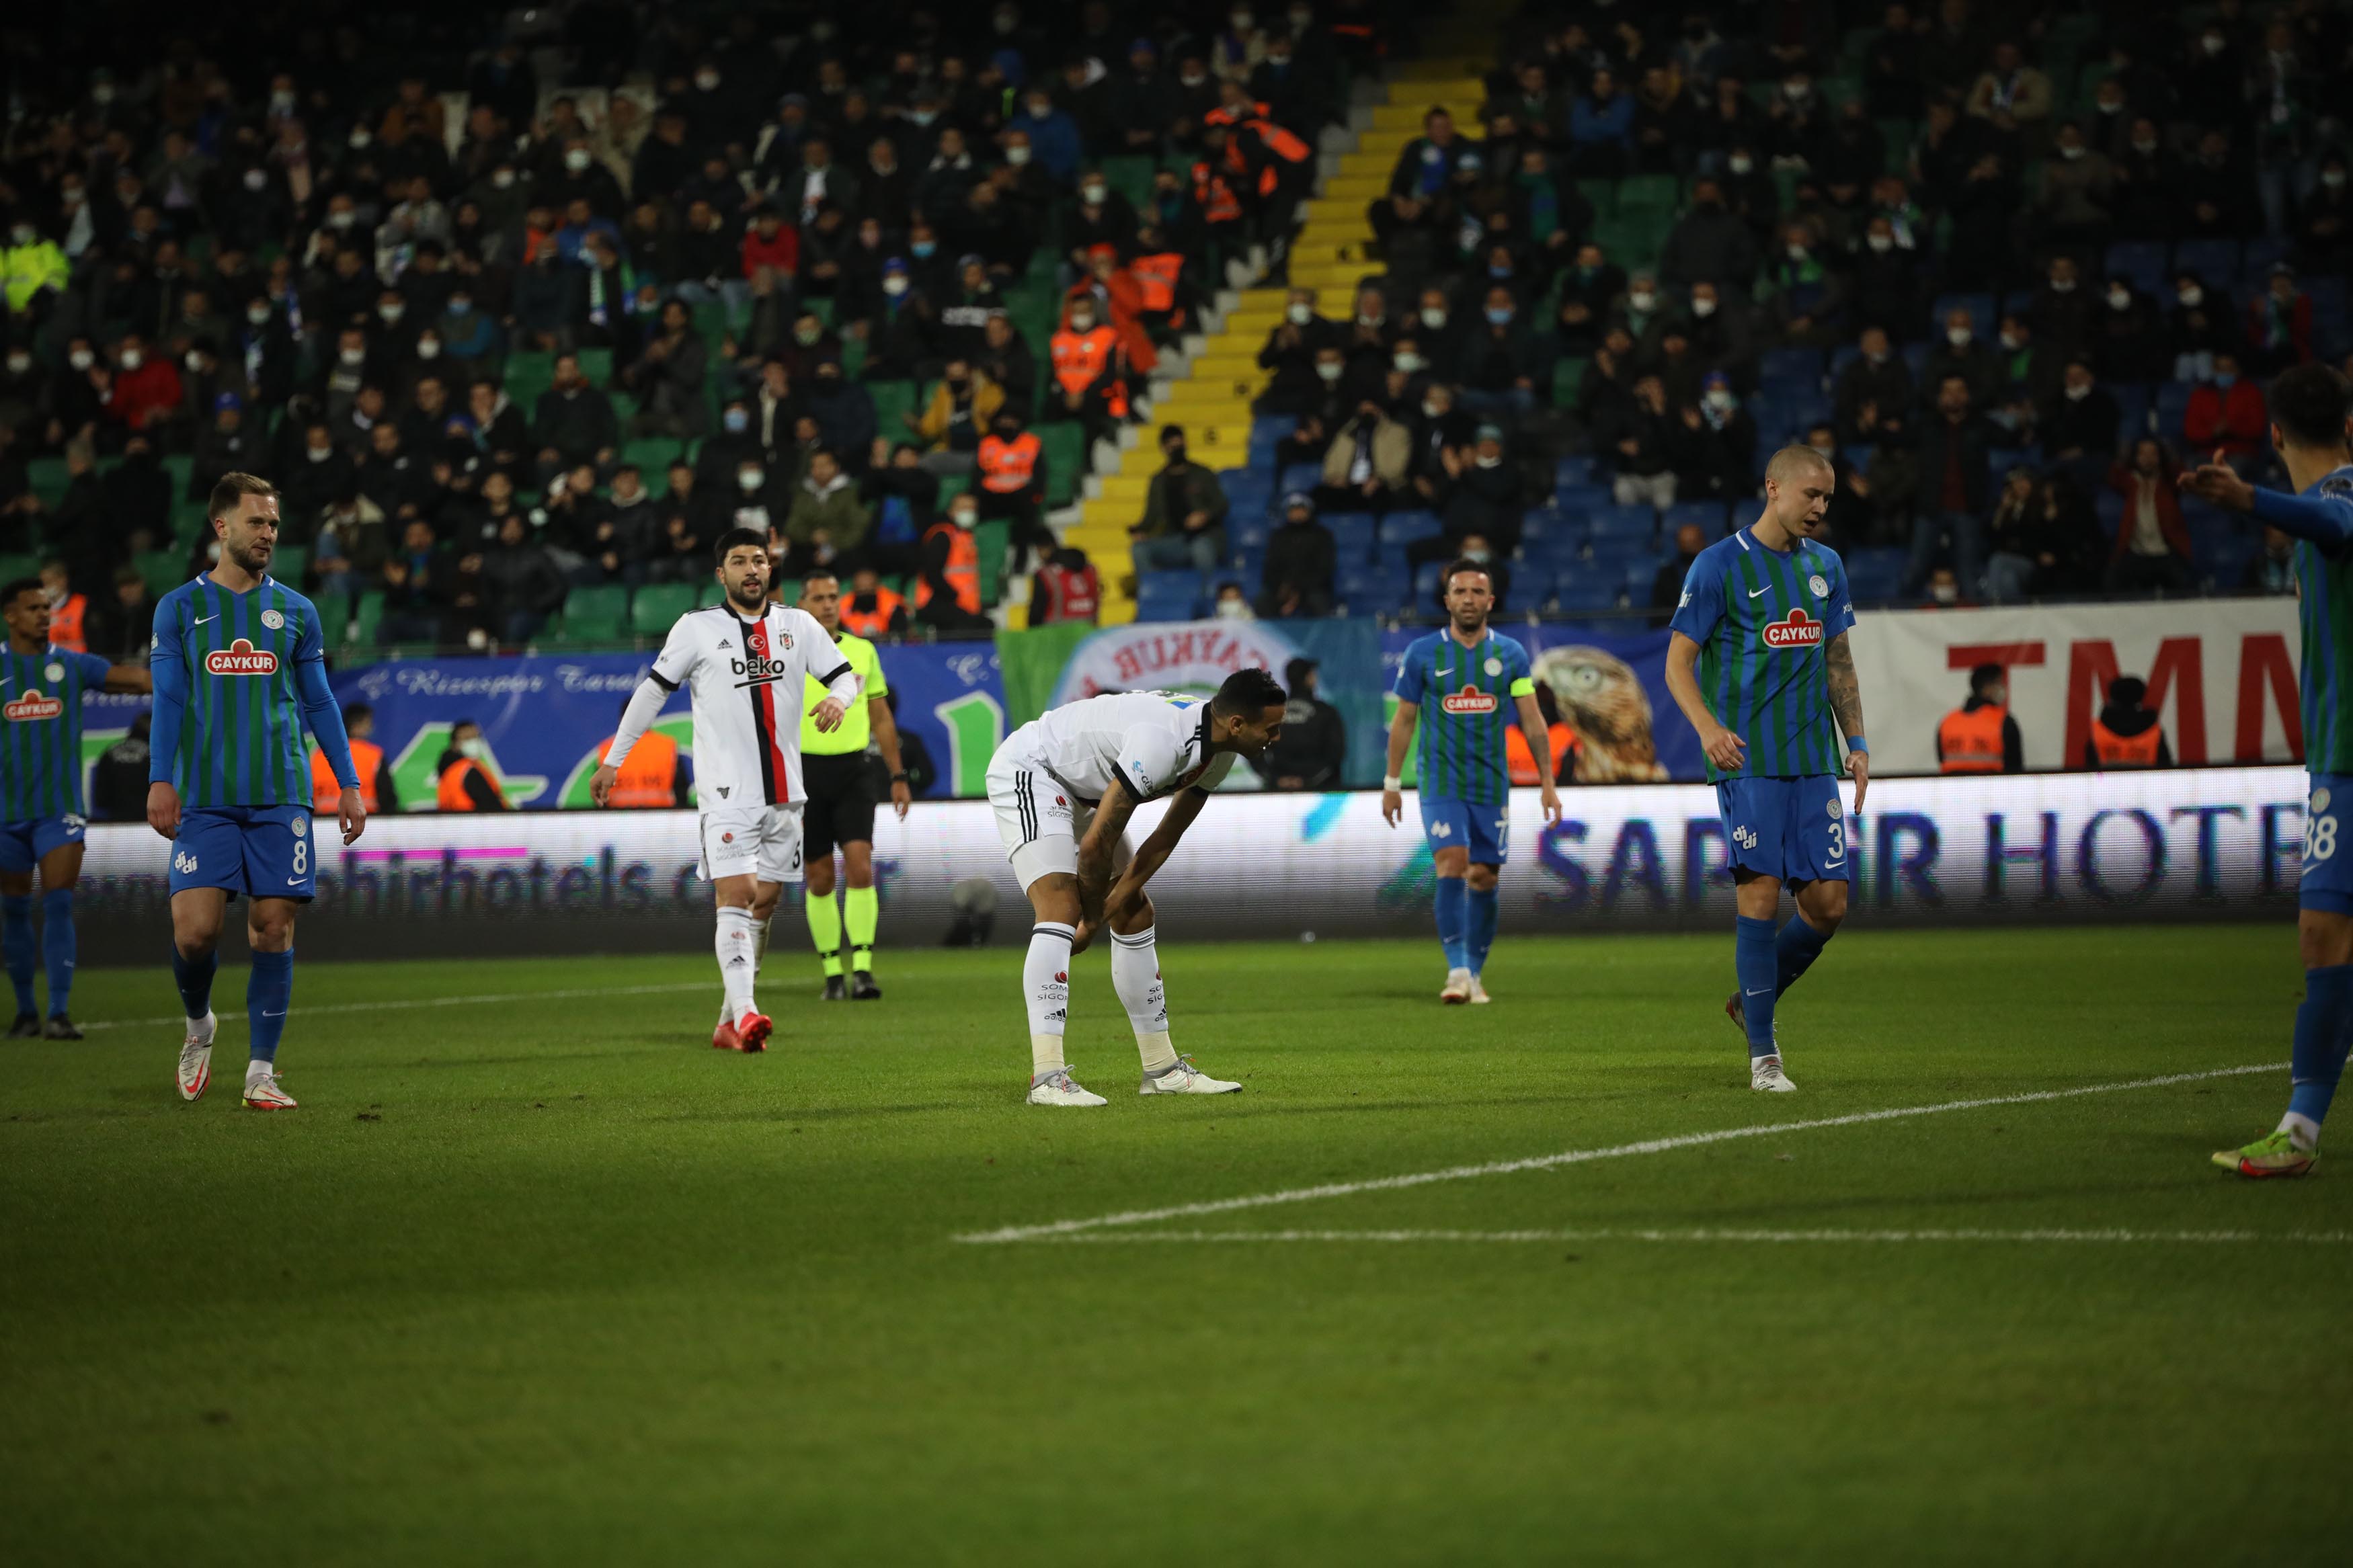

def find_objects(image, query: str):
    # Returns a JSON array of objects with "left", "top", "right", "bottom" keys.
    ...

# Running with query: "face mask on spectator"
[
  {"left": 951, "top": 505, "right": 978, "bottom": 529},
  {"left": 2131, "top": 136, "right": 2158, "bottom": 155},
  {"left": 1070, "top": 311, "right": 1096, "bottom": 331},
  {"left": 724, "top": 408, "right": 751, "bottom": 433},
  {"left": 308, "top": 444, "right": 332, "bottom": 462},
  {"left": 1946, "top": 327, "right": 1970, "bottom": 348},
  {"left": 1866, "top": 233, "right": 1892, "bottom": 253},
  {"left": 417, "top": 337, "right": 442, "bottom": 359},
  {"left": 1484, "top": 305, "right": 1512, "bottom": 325},
  {"left": 1691, "top": 296, "right": 1718, "bottom": 317},
  {"left": 1315, "top": 360, "right": 1342, "bottom": 382},
  {"left": 883, "top": 274, "right": 910, "bottom": 296},
  {"left": 2326, "top": 171, "right": 2349, "bottom": 190},
  {"left": 1394, "top": 351, "right": 1425, "bottom": 373},
  {"left": 695, "top": 70, "right": 721, "bottom": 91},
  {"left": 912, "top": 239, "right": 938, "bottom": 257},
  {"left": 2059, "top": 144, "right": 2085, "bottom": 161},
  {"left": 243, "top": 169, "right": 268, "bottom": 192},
  {"left": 2201, "top": 32, "right": 2225, "bottom": 55},
  {"left": 327, "top": 210, "right": 355, "bottom": 230},
  {"left": 340, "top": 346, "right": 366, "bottom": 365},
  {"left": 1215, "top": 595, "right": 1250, "bottom": 620},
  {"left": 7, "top": 352, "right": 32, "bottom": 374},
  {"left": 348, "top": 129, "right": 371, "bottom": 150},
  {"left": 271, "top": 89, "right": 296, "bottom": 112},
  {"left": 2214, "top": 371, "right": 2237, "bottom": 389},
  {"left": 737, "top": 467, "right": 764, "bottom": 491},
  {"left": 1865, "top": 345, "right": 1887, "bottom": 364},
  {"left": 565, "top": 149, "right": 592, "bottom": 173},
  {"left": 493, "top": 169, "right": 516, "bottom": 189},
  {"left": 1997, "top": 330, "right": 2022, "bottom": 352},
  {"left": 2108, "top": 287, "right": 2131, "bottom": 310},
  {"left": 2178, "top": 286, "right": 2203, "bottom": 308},
  {"left": 1082, "top": 182, "right": 1107, "bottom": 204},
  {"left": 2065, "top": 381, "right": 2091, "bottom": 401},
  {"left": 1419, "top": 306, "right": 1445, "bottom": 329},
  {"left": 184, "top": 350, "right": 205, "bottom": 372},
  {"left": 1421, "top": 399, "right": 1442, "bottom": 419},
  {"left": 380, "top": 302, "right": 405, "bottom": 322},
  {"left": 2049, "top": 276, "right": 2075, "bottom": 294},
  {"left": 1704, "top": 388, "right": 1734, "bottom": 413},
  {"left": 119, "top": 348, "right": 145, "bottom": 370},
  {"left": 1628, "top": 288, "right": 1656, "bottom": 311},
  {"left": 1287, "top": 302, "right": 1312, "bottom": 324},
  {"left": 1728, "top": 155, "right": 1753, "bottom": 175},
  {"left": 69, "top": 349, "right": 95, "bottom": 370},
  {"left": 448, "top": 296, "right": 474, "bottom": 315},
  {"left": 1181, "top": 71, "right": 1208, "bottom": 89},
  {"left": 1474, "top": 452, "right": 1501, "bottom": 470},
  {"left": 1006, "top": 145, "right": 1032, "bottom": 166},
  {"left": 1929, "top": 577, "right": 1959, "bottom": 605},
  {"left": 1785, "top": 243, "right": 1808, "bottom": 262}
]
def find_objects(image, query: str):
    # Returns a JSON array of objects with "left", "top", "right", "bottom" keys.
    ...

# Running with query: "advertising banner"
[{"left": 69, "top": 767, "right": 2310, "bottom": 961}]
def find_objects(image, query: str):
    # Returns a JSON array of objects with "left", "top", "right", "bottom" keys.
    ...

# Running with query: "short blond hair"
[{"left": 1763, "top": 445, "right": 1835, "bottom": 487}]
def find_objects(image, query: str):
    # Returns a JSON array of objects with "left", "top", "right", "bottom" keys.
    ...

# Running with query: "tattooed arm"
[{"left": 1825, "top": 631, "right": 1869, "bottom": 811}]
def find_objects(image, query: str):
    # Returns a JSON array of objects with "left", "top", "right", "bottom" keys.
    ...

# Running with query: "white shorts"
[
  {"left": 697, "top": 802, "right": 805, "bottom": 884},
  {"left": 988, "top": 751, "right": 1127, "bottom": 891}
]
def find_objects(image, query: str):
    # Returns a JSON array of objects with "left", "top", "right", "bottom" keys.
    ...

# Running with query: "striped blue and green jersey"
[
  {"left": 1392, "top": 626, "right": 1536, "bottom": 807},
  {"left": 148, "top": 575, "right": 357, "bottom": 809},
  {"left": 1669, "top": 526, "right": 1858, "bottom": 782},
  {"left": 2258, "top": 464, "right": 2353, "bottom": 771},
  {"left": 0, "top": 644, "right": 114, "bottom": 820}
]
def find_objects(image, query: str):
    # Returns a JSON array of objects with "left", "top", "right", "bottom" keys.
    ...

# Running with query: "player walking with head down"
[
  {"left": 591, "top": 529, "right": 859, "bottom": 1053},
  {"left": 1382, "top": 560, "right": 1563, "bottom": 1003},
  {"left": 149, "top": 474, "right": 367, "bottom": 1109},
  {"left": 2183, "top": 365, "right": 2353, "bottom": 1178},
  {"left": 986, "top": 671, "right": 1289, "bottom": 1106},
  {"left": 1664, "top": 446, "right": 1870, "bottom": 1092}
]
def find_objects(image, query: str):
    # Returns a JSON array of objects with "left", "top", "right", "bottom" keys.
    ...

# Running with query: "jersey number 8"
[{"left": 2309, "top": 812, "right": 2338, "bottom": 865}]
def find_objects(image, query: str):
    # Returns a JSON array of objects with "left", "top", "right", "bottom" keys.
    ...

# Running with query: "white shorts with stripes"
[
  {"left": 698, "top": 801, "right": 805, "bottom": 884},
  {"left": 986, "top": 750, "right": 1095, "bottom": 891}
]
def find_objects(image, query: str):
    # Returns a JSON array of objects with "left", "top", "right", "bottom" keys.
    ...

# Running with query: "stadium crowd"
[{"left": 0, "top": 1, "right": 2349, "bottom": 655}]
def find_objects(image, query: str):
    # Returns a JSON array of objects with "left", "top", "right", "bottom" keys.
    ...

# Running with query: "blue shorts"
[
  {"left": 1421, "top": 794, "right": 1511, "bottom": 865},
  {"left": 2301, "top": 774, "right": 2353, "bottom": 915},
  {"left": 167, "top": 805, "right": 319, "bottom": 902},
  {"left": 0, "top": 815, "right": 87, "bottom": 874},
  {"left": 1715, "top": 774, "right": 1850, "bottom": 884}
]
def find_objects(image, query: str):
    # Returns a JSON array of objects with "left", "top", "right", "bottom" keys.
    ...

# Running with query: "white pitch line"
[
  {"left": 1029, "top": 1228, "right": 2353, "bottom": 1246},
  {"left": 953, "top": 1062, "right": 2286, "bottom": 1245},
  {"left": 76, "top": 981, "right": 711, "bottom": 1033}
]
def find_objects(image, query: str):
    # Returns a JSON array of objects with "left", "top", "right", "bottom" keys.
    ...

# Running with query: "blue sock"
[
  {"left": 39, "top": 888, "right": 74, "bottom": 1018},
  {"left": 247, "top": 948, "right": 294, "bottom": 1065},
  {"left": 1, "top": 895, "right": 34, "bottom": 1016},
  {"left": 171, "top": 944, "right": 218, "bottom": 1022},
  {"left": 1433, "top": 876, "right": 1469, "bottom": 973},
  {"left": 1466, "top": 885, "right": 1500, "bottom": 975},
  {"left": 2288, "top": 963, "right": 2353, "bottom": 1131},
  {"left": 1737, "top": 915, "right": 1780, "bottom": 1059},
  {"left": 1775, "top": 914, "right": 1831, "bottom": 998}
]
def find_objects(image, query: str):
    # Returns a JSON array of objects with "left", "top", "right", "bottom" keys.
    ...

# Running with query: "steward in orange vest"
[
  {"left": 46, "top": 589, "right": 87, "bottom": 653},
  {"left": 435, "top": 724, "right": 510, "bottom": 811},
  {"left": 840, "top": 581, "right": 908, "bottom": 639},
  {"left": 1936, "top": 665, "right": 2021, "bottom": 774},
  {"left": 1507, "top": 720, "right": 1580, "bottom": 786},
  {"left": 1065, "top": 246, "right": 1157, "bottom": 376},
  {"left": 1029, "top": 548, "right": 1101, "bottom": 624},
  {"left": 1189, "top": 157, "right": 1244, "bottom": 227},
  {"left": 2083, "top": 677, "right": 2171, "bottom": 770},
  {"left": 595, "top": 727, "right": 684, "bottom": 807},
  {"left": 1049, "top": 315, "right": 1125, "bottom": 413},
  {"left": 1128, "top": 247, "right": 1188, "bottom": 334},
  {"left": 976, "top": 428, "right": 1043, "bottom": 497},
  {"left": 914, "top": 516, "right": 982, "bottom": 618},
  {"left": 311, "top": 736, "right": 394, "bottom": 811}
]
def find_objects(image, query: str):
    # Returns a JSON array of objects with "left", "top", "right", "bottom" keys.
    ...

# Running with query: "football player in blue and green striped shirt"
[
  {"left": 1384, "top": 559, "right": 1562, "bottom": 1003},
  {"left": 1666, "top": 446, "right": 1871, "bottom": 1093},
  {"left": 2182, "top": 364, "right": 2353, "bottom": 1178},
  {"left": 148, "top": 474, "right": 366, "bottom": 1111},
  {"left": 0, "top": 577, "right": 152, "bottom": 1038}
]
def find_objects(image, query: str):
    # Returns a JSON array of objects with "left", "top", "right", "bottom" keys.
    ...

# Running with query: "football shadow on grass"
[{"left": 646, "top": 1100, "right": 972, "bottom": 1123}]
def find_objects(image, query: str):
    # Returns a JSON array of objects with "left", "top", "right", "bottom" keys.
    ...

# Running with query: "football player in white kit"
[
  {"left": 591, "top": 528, "right": 859, "bottom": 1052},
  {"left": 986, "top": 668, "right": 1290, "bottom": 1106}
]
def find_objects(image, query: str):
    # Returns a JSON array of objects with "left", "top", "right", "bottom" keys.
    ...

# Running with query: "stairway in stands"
[{"left": 1061, "top": 18, "right": 1498, "bottom": 626}]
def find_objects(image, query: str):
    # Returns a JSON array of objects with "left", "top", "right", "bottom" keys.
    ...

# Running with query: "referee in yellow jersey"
[{"left": 793, "top": 569, "right": 913, "bottom": 999}]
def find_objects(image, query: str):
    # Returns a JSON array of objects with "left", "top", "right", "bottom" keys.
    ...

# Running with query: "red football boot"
[
  {"left": 711, "top": 1017, "right": 742, "bottom": 1052},
  {"left": 731, "top": 1012, "right": 773, "bottom": 1053}
]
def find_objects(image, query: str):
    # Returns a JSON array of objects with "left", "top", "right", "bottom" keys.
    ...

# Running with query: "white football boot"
[
  {"left": 176, "top": 1011, "right": 217, "bottom": 1102},
  {"left": 1139, "top": 1056, "right": 1242, "bottom": 1095},
  {"left": 1027, "top": 1069, "right": 1107, "bottom": 1107},
  {"left": 242, "top": 1068, "right": 298, "bottom": 1110},
  {"left": 1749, "top": 1055, "right": 1798, "bottom": 1093},
  {"left": 1468, "top": 975, "right": 1492, "bottom": 1004},
  {"left": 1439, "top": 968, "right": 1474, "bottom": 1004}
]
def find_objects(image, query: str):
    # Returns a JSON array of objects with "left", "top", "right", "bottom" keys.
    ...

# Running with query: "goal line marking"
[
  {"left": 1029, "top": 1227, "right": 2353, "bottom": 1247},
  {"left": 953, "top": 1062, "right": 2286, "bottom": 1246},
  {"left": 77, "top": 981, "right": 712, "bottom": 1034}
]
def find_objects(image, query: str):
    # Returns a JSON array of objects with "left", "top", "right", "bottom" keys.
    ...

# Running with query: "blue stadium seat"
[
  {"left": 1135, "top": 570, "right": 1204, "bottom": 623},
  {"left": 1827, "top": 343, "right": 1861, "bottom": 382},
  {"left": 1553, "top": 574, "right": 1626, "bottom": 612},
  {"left": 1518, "top": 507, "right": 1580, "bottom": 550},
  {"left": 2095, "top": 489, "right": 2126, "bottom": 534},
  {"left": 1378, "top": 509, "right": 1444, "bottom": 548},
  {"left": 1554, "top": 483, "right": 1613, "bottom": 520},
  {"left": 2174, "top": 238, "right": 2240, "bottom": 292},
  {"left": 1277, "top": 462, "right": 1320, "bottom": 495},
  {"left": 1323, "top": 512, "right": 1378, "bottom": 561},
  {"left": 1760, "top": 347, "right": 1825, "bottom": 386},
  {"left": 1841, "top": 444, "right": 1876, "bottom": 477},
  {"left": 1335, "top": 561, "right": 1406, "bottom": 612},
  {"left": 2154, "top": 381, "right": 2194, "bottom": 440},
  {"left": 1503, "top": 563, "right": 1556, "bottom": 612},
  {"left": 1229, "top": 515, "right": 1273, "bottom": 552},
  {"left": 2243, "top": 237, "right": 2290, "bottom": 279},
  {"left": 2110, "top": 382, "right": 2153, "bottom": 448},
  {"left": 1588, "top": 503, "right": 1657, "bottom": 542},
  {"left": 1844, "top": 546, "right": 1907, "bottom": 602},
  {"left": 1410, "top": 561, "right": 1447, "bottom": 604},
  {"left": 1901, "top": 341, "right": 1931, "bottom": 380},
  {"left": 2103, "top": 240, "right": 2168, "bottom": 296},
  {"left": 1228, "top": 549, "right": 1266, "bottom": 593},
  {"left": 1663, "top": 499, "right": 1728, "bottom": 536},
  {"left": 1552, "top": 454, "right": 1596, "bottom": 491}
]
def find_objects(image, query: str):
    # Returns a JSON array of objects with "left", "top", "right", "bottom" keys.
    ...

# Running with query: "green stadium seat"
[
  {"left": 0, "top": 554, "right": 41, "bottom": 587},
  {"left": 574, "top": 347, "right": 614, "bottom": 384},
  {"left": 159, "top": 454, "right": 194, "bottom": 495},
  {"left": 1576, "top": 179, "right": 1616, "bottom": 220},
  {"left": 935, "top": 473, "right": 971, "bottom": 505},
  {"left": 354, "top": 591, "right": 386, "bottom": 646},
  {"left": 622, "top": 438, "right": 683, "bottom": 478},
  {"left": 865, "top": 379, "right": 921, "bottom": 432},
  {"left": 556, "top": 584, "right": 630, "bottom": 643},
  {"left": 1038, "top": 422, "right": 1088, "bottom": 506},
  {"left": 1551, "top": 358, "right": 1589, "bottom": 407},
  {"left": 1616, "top": 174, "right": 1680, "bottom": 212},
  {"left": 773, "top": 579, "right": 801, "bottom": 608},
  {"left": 1878, "top": 121, "right": 1916, "bottom": 174},
  {"left": 805, "top": 297, "right": 835, "bottom": 327},
  {"left": 271, "top": 545, "right": 309, "bottom": 587},
  {"left": 505, "top": 349, "right": 554, "bottom": 389},
  {"left": 630, "top": 583, "right": 695, "bottom": 635},
  {"left": 26, "top": 458, "right": 69, "bottom": 508},
  {"left": 315, "top": 591, "right": 351, "bottom": 647},
  {"left": 698, "top": 579, "right": 729, "bottom": 608},
  {"left": 136, "top": 551, "right": 186, "bottom": 600},
  {"left": 1102, "top": 155, "right": 1158, "bottom": 210},
  {"left": 974, "top": 518, "right": 1010, "bottom": 608}
]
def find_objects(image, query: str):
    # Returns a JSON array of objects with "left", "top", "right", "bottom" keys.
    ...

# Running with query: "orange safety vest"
[
  {"left": 1129, "top": 251, "right": 1183, "bottom": 315},
  {"left": 311, "top": 737, "right": 384, "bottom": 811},
  {"left": 840, "top": 586, "right": 905, "bottom": 638},
  {"left": 977, "top": 431, "right": 1042, "bottom": 494},
  {"left": 1034, "top": 561, "right": 1099, "bottom": 623},
  {"left": 914, "top": 522, "right": 981, "bottom": 614},
  {"left": 596, "top": 729, "right": 678, "bottom": 808},
  {"left": 1191, "top": 161, "right": 1243, "bottom": 224},
  {"left": 48, "top": 593, "right": 87, "bottom": 653},
  {"left": 1050, "top": 327, "right": 1117, "bottom": 399},
  {"left": 1203, "top": 99, "right": 1270, "bottom": 129},
  {"left": 2091, "top": 717, "right": 2163, "bottom": 768},
  {"left": 1938, "top": 704, "right": 2007, "bottom": 774},
  {"left": 436, "top": 755, "right": 505, "bottom": 811},
  {"left": 1507, "top": 722, "right": 1577, "bottom": 786},
  {"left": 1242, "top": 116, "right": 1311, "bottom": 164}
]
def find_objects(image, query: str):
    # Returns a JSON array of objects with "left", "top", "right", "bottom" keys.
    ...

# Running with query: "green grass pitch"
[{"left": 3, "top": 923, "right": 2349, "bottom": 1564}]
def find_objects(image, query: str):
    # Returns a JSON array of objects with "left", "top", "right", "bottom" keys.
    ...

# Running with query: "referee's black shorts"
[{"left": 802, "top": 750, "right": 879, "bottom": 858}]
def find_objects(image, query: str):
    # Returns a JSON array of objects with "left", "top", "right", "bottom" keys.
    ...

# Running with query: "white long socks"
[
  {"left": 1025, "top": 922, "right": 1074, "bottom": 1080},
  {"left": 717, "top": 905, "right": 761, "bottom": 1022},
  {"left": 1110, "top": 925, "right": 1178, "bottom": 1073},
  {"left": 718, "top": 913, "right": 776, "bottom": 1027}
]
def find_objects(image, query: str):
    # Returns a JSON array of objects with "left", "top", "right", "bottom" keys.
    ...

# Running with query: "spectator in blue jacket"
[
  {"left": 1568, "top": 70, "right": 1636, "bottom": 179},
  {"left": 1012, "top": 89, "right": 1083, "bottom": 184}
]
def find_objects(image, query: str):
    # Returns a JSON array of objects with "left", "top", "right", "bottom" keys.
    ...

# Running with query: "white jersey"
[
  {"left": 1004, "top": 691, "right": 1238, "bottom": 807},
  {"left": 625, "top": 603, "right": 857, "bottom": 807}
]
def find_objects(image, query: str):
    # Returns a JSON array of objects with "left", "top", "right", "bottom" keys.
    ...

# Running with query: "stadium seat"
[
  {"left": 26, "top": 458, "right": 69, "bottom": 508},
  {"left": 2243, "top": 236, "right": 2290, "bottom": 280},
  {"left": 557, "top": 585, "right": 630, "bottom": 643},
  {"left": 2153, "top": 382, "right": 2193, "bottom": 440},
  {"left": 1322, "top": 512, "right": 1378, "bottom": 561},
  {"left": 698, "top": 580, "right": 729, "bottom": 608},
  {"left": 353, "top": 591, "right": 387, "bottom": 645},
  {"left": 1554, "top": 483, "right": 1612, "bottom": 520},
  {"left": 1503, "top": 563, "right": 1556, "bottom": 612},
  {"left": 1552, "top": 454, "right": 1595, "bottom": 491},
  {"left": 1038, "top": 423, "right": 1088, "bottom": 506},
  {"left": 1616, "top": 173, "right": 1680, "bottom": 212},
  {"left": 975, "top": 518, "right": 1011, "bottom": 606},
  {"left": 2173, "top": 238, "right": 2239, "bottom": 291},
  {"left": 315, "top": 591, "right": 350, "bottom": 647},
  {"left": 2102, "top": 240, "right": 2168, "bottom": 297},
  {"left": 1410, "top": 560, "right": 1446, "bottom": 605},
  {"left": 1759, "top": 347, "right": 1825, "bottom": 386},
  {"left": 631, "top": 583, "right": 694, "bottom": 635},
  {"left": 1588, "top": 503, "right": 1657, "bottom": 543},
  {"left": 272, "top": 546, "right": 309, "bottom": 587},
  {"left": 1378, "top": 510, "right": 1444, "bottom": 548},
  {"left": 1518, "top": 507, "right": 1578, "bottom": 550},
  {"left": 1552, "top": 574, "right": 1625, "bottom": 612},
  {"left": 2110, "top": 382, "right": 2153, "bottom": 448},
  {"left": 1663, "top": 500, "right": 1728, "bottom": 536},
  {"left": 1135, "top": 570, "right": 1203, "bottom": 623},
  {"left": 1844, "top": 547, "right": 1907, "bottom": 602},
  {"left": 1334, "top": 561, "right": 1406, "bottom": 613},
  {"left": 1230, "top": 515, "right": 1273, "bottom": 552},
  {"left": 136, "top": 551, "right": 186, "bottom": 600}
]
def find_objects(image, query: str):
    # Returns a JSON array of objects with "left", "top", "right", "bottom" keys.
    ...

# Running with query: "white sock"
[
  {"left": 1027, "top": 923, "right": 1073, "bottom": 1081},
  {"left": 717, "top": 905, "right": 761, "bottom": 1022},
  {"left": 719, "top": 916, "right": 776, "bottom": 1026},
  {"left": 2280, "top": 1111, "right": 2322, "bottom": 1152},
  {"left": 1110, "top": 925, "right": 1178, "bottom": 1073},
  {"left": 245, "top": 1059, "right": 272, "bottom": 1084}
]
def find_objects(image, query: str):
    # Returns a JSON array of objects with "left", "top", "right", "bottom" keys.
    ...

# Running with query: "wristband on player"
[
  {"left": 1383, "top": 775, "right": 1403, "bottom": 791},
  {"left": 889, "top": 770, "right": 910, "bottom": 783},
  {"left": 1846, "top": 735, "right": 1868, "bottom": 755}
]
